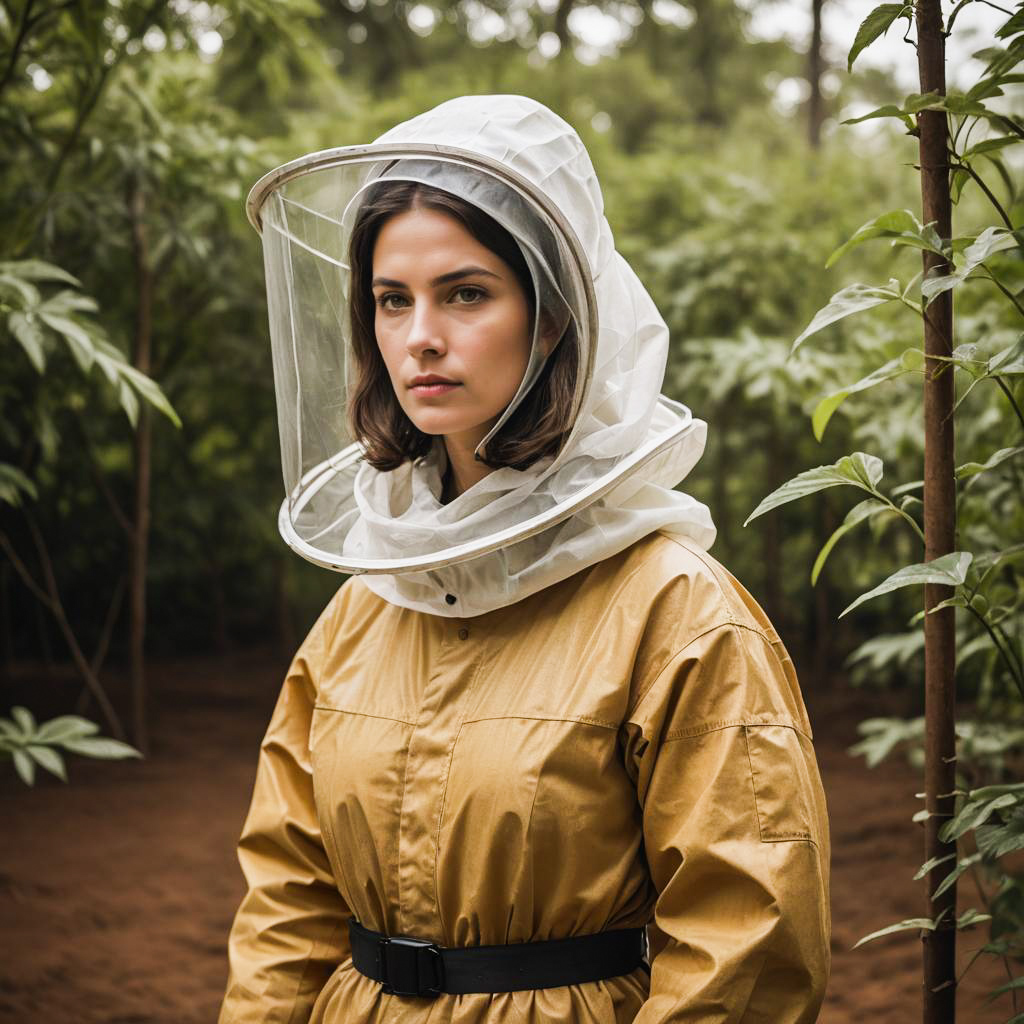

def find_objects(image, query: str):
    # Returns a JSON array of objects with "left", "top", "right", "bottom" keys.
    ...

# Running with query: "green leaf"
[
  {"left": 0, "top": 272, "right": 41, "bottom": 307},
  {"left": 940, "top": 785, "right": 1024, "bottom": 842},
  {"left": 843, "top": 92, "right": 944, "bottom": 126},
  {"left": 842, "top": 104, "right": 916, "bottom": 132},
  {"left": 976, "top": 815, "right": 1024, "bottom": 859},
  {"left": 37, "top": 312, "right": 96, "bottom": 372},
  {"left": 791, "top": 280, "right": 902, "bottom": 355},
  {"left": 840, "top": 551, "right": 973, "bottom": 618},
  {"left": 38, "top": 289, "right": 99, "bottom": 315},
  {"left": 8, "top": 312, "right": 47, "bottom": 371},
  {"left": 812, "top": 499, "right": 889, "bottom": 585},
  {"left": 12, "top": 749, "right": 35, "bottom": 785},
  {"left": 0, "top": 464, "right": 38, "bottom": 507},
  {"left": 26, "top": 744, "right": 67, "bottom": 782},
  {"left": 0, "top": 259, "right": 80, "bottom": 286},
  {"left": 116, "top": 361, "right": 182, "bottom": 428},
  {"left": 990, "top": 336, "right": 1024, "bottom": 376},
  {"left": 955, "top": 908, "right": 991, "bottom": 930},
  {"left": 853, "top": 914, "right": 944, "bottom": 949},
  {"left": 932, "top": 853, "right": 982, "bottom": 898},
  {"left": 963, "top": 226, "right": 1018, "bottom": 271},
  {"left": 848, "top": 4, "right": 913, "bottom": 71},
  {"left": 811, "top": 355, "right": 908, "bottom": 440},
  {"left": 826, "top": 210, "right": 922, "bottom": 268},
  {"left": 956, "top": 446, "right": 1024, "bottom": 480},
  {"left": 118, "top": 378, "right": 140, "bottom": 428},
  {"left": 848, "top": 715, "right": 924, "bottom": 768},
  {"left": 961, "top": 136, "right": 1022, "bottom": 161},
  {"left": 60, "top": 736, "right": 143, "bottom": 760},
  {"left": 921, "top": 269, "right": 961, "bottom": 303},
  {"left": 11, "top": 705, "right": 36, "bottom": 737},
  {"left": 745, "top": 453, "right": 883, "bottom": 526},
  {"left": 34, "top": 715, "right": 100, "bottom": 744},
  {"left": 913, "top": 852, "right": 956, "bottom": 880}
]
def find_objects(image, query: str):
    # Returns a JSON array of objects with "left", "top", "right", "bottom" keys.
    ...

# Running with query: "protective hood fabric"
[{"left": 247, "top": 94, "right": 716, "bottom": 617}]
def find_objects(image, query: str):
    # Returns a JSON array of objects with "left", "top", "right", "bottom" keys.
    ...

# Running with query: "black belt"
[{"left": 348, "top": 917, "right": 648, "bottom": 999}]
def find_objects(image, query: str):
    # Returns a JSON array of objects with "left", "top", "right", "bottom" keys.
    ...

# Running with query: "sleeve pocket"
[{"left": 744, "top": 724, "right": 818, "bottom": 844}]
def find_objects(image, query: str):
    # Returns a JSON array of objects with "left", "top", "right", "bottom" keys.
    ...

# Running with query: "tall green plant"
[{"left": 746, "top": 3, "right": 1023, "bottom": 1018}]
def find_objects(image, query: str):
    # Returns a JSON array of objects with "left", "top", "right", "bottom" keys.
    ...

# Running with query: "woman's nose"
[{"left": 405, "top": 300, "right": 447, "bottom": 358}]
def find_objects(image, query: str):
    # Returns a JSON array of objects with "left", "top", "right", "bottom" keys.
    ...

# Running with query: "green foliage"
[
  {"left": 753, "top": 0, "right": 1024, "bottom": 1006},
  {"left": 848, "top": 5, "right": 914, "bottom": 73},
  {"left": 0, "top": 705, "right": 141, "bottom": 785},
  {"left": 0, "top": 259, "right": 181, "bottom": 430}
]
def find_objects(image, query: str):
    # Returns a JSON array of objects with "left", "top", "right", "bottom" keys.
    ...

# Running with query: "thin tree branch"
[
  {"left": 981, "top": 268, "right": 1024, "bottom": 319},
  {"left": 957, "top": 163, "right": 1015, "bottom": 230},
  {"left": 0, "top": 0, "right": 78, "bottom": 97},
  {"left": 966, "top": 604, "right": 1024, "bottom": 700},
  {"left": 0, "top": 529, "right": 52, "bottom": 607},
  {"left": 0, "top": 0, "right": 36, "bottom": 97},
  {"left": 16, "top": 0, "right": 168, "bottom": 251},
  {"left": 992, "top": 377, "right": 1024, "bottom": 433},
  {"left": 17, "top": 516, "right": 127, "bottom": 740},
  {"left": 70, "top": 410, "right": 133, "bottom": 539},
  {"left": 89, "top": 572, "right": 125, "bottom": 677}
]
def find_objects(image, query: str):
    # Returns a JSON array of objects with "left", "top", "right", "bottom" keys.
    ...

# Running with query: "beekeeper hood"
[{"left": 246, "top": 94, "right": 716, "bottom": 617}]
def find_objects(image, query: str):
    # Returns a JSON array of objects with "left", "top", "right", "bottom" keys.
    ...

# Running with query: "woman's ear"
[{"left": 538, "top": 311, "right": 565, "bottom": 357}]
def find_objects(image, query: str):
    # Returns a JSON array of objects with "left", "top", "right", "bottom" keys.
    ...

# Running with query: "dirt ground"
[{"left": 0, "top": 651, "right": 1017, "bottom": 1023}]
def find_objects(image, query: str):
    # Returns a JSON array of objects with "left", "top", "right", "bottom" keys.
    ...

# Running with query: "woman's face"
[{"left": 371, "top": 206, "right": 532, "bottom": 455}]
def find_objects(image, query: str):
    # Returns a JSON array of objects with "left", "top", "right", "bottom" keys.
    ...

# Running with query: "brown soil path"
[{"left": 0, "top": 652, "right": 1016, "bottom": 1022}]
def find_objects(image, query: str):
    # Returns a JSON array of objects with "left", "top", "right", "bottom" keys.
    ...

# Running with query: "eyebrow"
[{"left": 370, "top": 266, "right": 502, "bottom": 289}]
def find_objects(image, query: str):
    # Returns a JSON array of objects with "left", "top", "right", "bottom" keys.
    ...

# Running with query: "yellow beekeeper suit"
[
  {"left": 218, "top": 533, "right": 830, "bottom": 1023},
  {"left": 222, "top": 94, "right": 830, "bottom": 1022}
]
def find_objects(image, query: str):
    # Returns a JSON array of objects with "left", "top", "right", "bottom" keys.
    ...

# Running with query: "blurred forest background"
[{"left": 1, "top": 0, "right": 1022, "bottom": 1019}]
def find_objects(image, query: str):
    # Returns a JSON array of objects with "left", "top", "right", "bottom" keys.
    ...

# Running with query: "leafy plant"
[
  {"left": 0, "top": 705, "right": 141, "bottom": 786},
  {"left": 746, "top": 0, "right": 1024, "bottom": 1015}
]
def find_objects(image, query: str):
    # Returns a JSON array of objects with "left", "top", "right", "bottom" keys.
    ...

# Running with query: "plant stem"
[
  {"left": 917, "top": 1, "right": 958, "bottom": 1017},
  {"left": 960, "top": 165, "right": 1014, "bottom": 229},
  {"left": 966, "top": 605, "right": 1024, "bottom": 700},
  {"left": 981, "top": 268, "right": 1024, "bottom": 319},
  {"left": 993, "top": 377, "right": 1024, "bottom": 433},
  {"left": 0, "top": 526, "right": 127, "bottom": 740}
]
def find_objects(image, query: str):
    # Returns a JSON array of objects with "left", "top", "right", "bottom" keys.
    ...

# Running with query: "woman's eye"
[
  {"left": 376, "top": 292, "right": 408, "bottom": 311},
  {"left": 452, "top": 286, "right": 486, "bottom": 304}
]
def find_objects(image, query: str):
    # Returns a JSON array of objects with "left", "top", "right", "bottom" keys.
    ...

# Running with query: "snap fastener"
[
  {"left": 457, "top": 628, "right": 469, "bottom": 641},
  {"left": 445, "top": 593, "right": 457, "bottom": 605}
]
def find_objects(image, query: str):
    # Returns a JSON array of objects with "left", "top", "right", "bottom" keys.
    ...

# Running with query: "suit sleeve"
[
  {"left": 623, "top": 623, "right": 831, "bottom": 1023},
  {"left": 218, "top": 602, "right": 351, "bottom": 1024}
]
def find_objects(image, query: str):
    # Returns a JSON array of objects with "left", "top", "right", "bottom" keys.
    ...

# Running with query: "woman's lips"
[{"left": 410, "top": 382, "right": 461, "bottom": 396}]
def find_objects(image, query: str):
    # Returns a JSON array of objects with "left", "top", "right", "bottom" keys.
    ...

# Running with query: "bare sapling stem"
[{"left": 917, "top": 0, "right": 957, "bottom": 1020}]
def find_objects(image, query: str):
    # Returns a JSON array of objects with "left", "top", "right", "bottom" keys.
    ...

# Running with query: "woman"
[{"left": 219, "top": 95, "right": 830, "bottom": 1023}]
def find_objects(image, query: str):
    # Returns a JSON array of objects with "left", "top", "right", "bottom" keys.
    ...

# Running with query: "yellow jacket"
[{"left": 218, "top": 532, "right": 831, "bottom": 1022}]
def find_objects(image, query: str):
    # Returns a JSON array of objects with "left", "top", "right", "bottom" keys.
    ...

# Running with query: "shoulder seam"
[{"left": 627, "top": 620, "right": 774, "bottom": 720}]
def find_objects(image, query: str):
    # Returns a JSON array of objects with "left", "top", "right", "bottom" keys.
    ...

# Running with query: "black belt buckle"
[{"left": 377, "top": 935, "right": 445, "bottom": 998}]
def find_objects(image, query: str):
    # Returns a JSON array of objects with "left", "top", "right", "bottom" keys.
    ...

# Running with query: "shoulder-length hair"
[{"left": 346, "top": 179, "right": 579, "bottom": 472}]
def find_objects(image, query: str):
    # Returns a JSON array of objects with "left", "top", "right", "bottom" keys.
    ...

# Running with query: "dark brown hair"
[{"left": 346, "top": 179, "right": 579, "bottom": 472}]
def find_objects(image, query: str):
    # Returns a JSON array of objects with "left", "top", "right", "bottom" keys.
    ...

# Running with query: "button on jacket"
[{"left": 218, "top": 532, "right": 831, "bottom": 1023}]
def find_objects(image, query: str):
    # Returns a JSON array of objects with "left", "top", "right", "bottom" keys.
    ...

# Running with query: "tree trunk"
[
  {"left": 690, "top": 0, "right": 723, "bottom": 125},
  {"left": 807, "top": 0, "right": 825, "bottom": 147},
  {"left": 129, "top": 179, "right": 154, "bottom": 756},
  {"left": 553, "top": 0, "right": 574, "bottom": 55},
  {"left": 916, "top": 1, "right": 957, "bottom": 1020}
]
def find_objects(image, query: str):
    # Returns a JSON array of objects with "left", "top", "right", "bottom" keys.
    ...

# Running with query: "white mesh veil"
[{"left": 247, "top": 95, "right": 716, "bottom": 617}]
